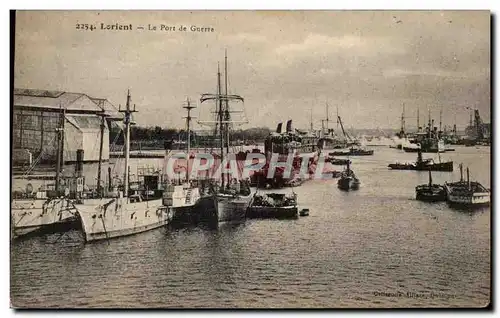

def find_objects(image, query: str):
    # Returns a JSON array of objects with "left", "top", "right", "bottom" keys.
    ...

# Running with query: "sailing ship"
[
  {"left": 388, "top": 149, "right": 453, "bottom": 172},
  {"left": 415, "top": 169, "right": 446, "bottom": 202},
  {"left": 199, "top": 52, "right": 253, "bottom": 223},
  {"left": 337, "top": 160, "right": 360, "bottom": 191},
  {"left": 444, "top": 164, "right": 490, "bottom": 207},
  {"left": 11, "top": 105, "right": 80, "bottom": 239},
  {"left": 72, "top": 90, "right": 171, "bottom": 242}
]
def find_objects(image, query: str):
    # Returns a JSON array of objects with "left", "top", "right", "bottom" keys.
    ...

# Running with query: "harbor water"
[{"left": 10, "top": 146, "right": 490, "bottom": 308}]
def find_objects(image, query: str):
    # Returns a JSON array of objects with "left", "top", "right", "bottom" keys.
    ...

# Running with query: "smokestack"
[
  {"left": 286, "top": 120, "right": 292, "bottom": 133},
  {"left": 276, "top": 123, "right": 283, "bottom": 134}
]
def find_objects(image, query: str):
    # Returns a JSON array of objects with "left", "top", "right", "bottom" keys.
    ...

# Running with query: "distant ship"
[
  {"left": 388, "top": 149, "right": 453, "bottom": 172},
  {"left": 265, "top": 120, "right": 318, "bottom": 155}
]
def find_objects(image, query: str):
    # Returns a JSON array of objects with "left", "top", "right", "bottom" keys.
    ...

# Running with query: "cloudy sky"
[{"left": 14, "top": 10, "right": 490, "bottom": 131}]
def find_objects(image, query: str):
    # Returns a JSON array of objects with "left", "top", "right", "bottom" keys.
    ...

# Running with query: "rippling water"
[{"left": 10, "top": 146, "right": 490, "bottom": 308}]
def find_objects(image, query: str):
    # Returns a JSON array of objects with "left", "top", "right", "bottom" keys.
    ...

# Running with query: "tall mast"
[
  {"left": 454, "top": 113, "right": 457, "bottom": 135},
  {"left": 97, "top": 103, "right": 105, "bottom": 197},
  {"left": 467, "top": 167, "right": 470, "bottom": 190},
  {"left": 310, "top": 107, "right": 313, "bottom": 131},
  {"left": 428, "top": 105, "right": 431, "bottom": 138},
  {"left": 199, "top": 53, "right": 244, "bottom": 187},
  {"left": 183, "top": 98, "right": 196, "bottom": 182},
  {"left": 336, "top": 105, "right": 339, "bottom": 129},
  {"left": 402, "top": 103, "right": 406, "bottom": 132},
  {"left": 55, "top": 103, "right": 65, "bottom": 194},
  {"left": 224, "top": 49, "right": 230, "bottom": 156},
  {"left": 325, "top": 102, "right": 329, "bottom": 132},
  {"left": 217, "top": 63, "right": 224, "bottom": 188},
  {"left": 119, "top": 89, "right": 137, "bottom": 198},
  {"left": 439, "top": 105, "right": 443, "bottom": 132},
  {"left": 417, "top": 107, "right": 420, "bottom": 132}
]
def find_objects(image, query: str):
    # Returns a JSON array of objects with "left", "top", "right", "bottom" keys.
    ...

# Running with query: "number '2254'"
[{"left": 76, "top": 24, "right": 96, "bottom": 31}]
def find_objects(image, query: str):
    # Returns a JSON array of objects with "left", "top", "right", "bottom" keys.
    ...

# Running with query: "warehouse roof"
[
  {"left": 14, "top": 89, "right": 122, "bottom": 119},
  {"left": 89, "top": 97, "right": 122, "bottom": 120}
]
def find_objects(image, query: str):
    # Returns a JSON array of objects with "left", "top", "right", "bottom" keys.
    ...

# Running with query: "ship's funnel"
[
  {"left": 286, "top": 120, "right": 293, "bottom": 133},
  {"left": 276, "top": 123, "right": 283, "bottom": 133}
]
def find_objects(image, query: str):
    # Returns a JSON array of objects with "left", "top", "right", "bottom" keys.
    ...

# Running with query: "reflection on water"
[{"left": 11, "top": 146, "right": 490, "bottom": 308}]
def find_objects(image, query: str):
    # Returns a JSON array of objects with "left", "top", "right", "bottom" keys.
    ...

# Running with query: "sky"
[{"left": 14, "top": 10, "right": 490, "bottom": 131}]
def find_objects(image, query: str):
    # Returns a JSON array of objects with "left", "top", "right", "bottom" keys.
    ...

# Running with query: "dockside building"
[{"left": 13, "top": 88, "right": 121, "bottom": 165}]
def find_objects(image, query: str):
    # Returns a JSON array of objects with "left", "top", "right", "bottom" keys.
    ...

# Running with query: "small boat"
[
  {"left": 415, "top": 169, "right": 446, "bottom": 202},
  {"left": 330, "top": 147, "right": 374, "bottom": 156},
  {"left": 444, "top": 165, "right": 490, "bottom": 208},
  {"left": 299, "top": 208, "right": 309, "bottom": 216},
  {"left": 247, "top": 192, "right": 298, "bottom": 219},
  {"left": 326, "top": 156, "right": 351, "bottom": 165},
  {"left": 388, "top": 150, "right": 453, "bottom": 172},
  {"left": 337, "top": 161, "right": 360, "bottom": 191}
]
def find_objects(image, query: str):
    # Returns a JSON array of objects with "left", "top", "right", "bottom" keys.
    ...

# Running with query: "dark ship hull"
[
  {"left": 388, "top": 161, "right": 453, "bottom": 172},
  {"left": 415, "top": 185, "right": 446, "bottom": 202},
  {"left": 337, "top": 176, "right": 360, "bottom": 191},
  {"left": 329, "top": 149, "right": 374, "bottom": 156}
]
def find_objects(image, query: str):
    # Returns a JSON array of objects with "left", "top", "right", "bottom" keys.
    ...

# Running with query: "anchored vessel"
[
  {"left": 403, "top": 107, "right": 445, "bottom": 153},
  {"left": 317, "top": 105, "right": 359, "bottom": 151},
  {"left": 73, "top": 90, "right": 170, "bottom": 242},
  {"left": 444, "top": 164, "right": 490, "bottom": 207},
  {"left": 329, "top": 147, "right": 374, "bottom": 156},
  {"left": 415, "top": 169, "right": 446, "bottom": 202},
  {"left": 164, "top": 99, "right": 215, "bottom": 225},
  {"left": 265, "top": 120, "right": 318, "bottom": 155},
  {"left": 337, "top": 161, "right": 360, "bottom": 191},
  {"left": 199, "top": 52, "right": 253, "bottom": 223},
  {"left": 247, "top": 192, "right": 298, "bottom": 219},
  {"left": 388, "top": 149, "right": 453, "bottom": 172},
  {"left": 11, "top": 105, "right": 80, "bottom": 239},
  {"left": 325, "top": 156, "right": 351, "bottom": 166}
]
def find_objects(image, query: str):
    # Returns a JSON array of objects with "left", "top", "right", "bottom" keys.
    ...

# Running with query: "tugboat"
[
  {"left": 337, "top": 161, "right": 360, "bottom": 191},
  {"left": 444, "top": 164, "right": 490, "bottom": 208},
  {"left": 388, "top": 149, "right": 453, "bottom": 172},
  {"left": 415, "top": 169, "right": 446, "bottom": 202}
]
